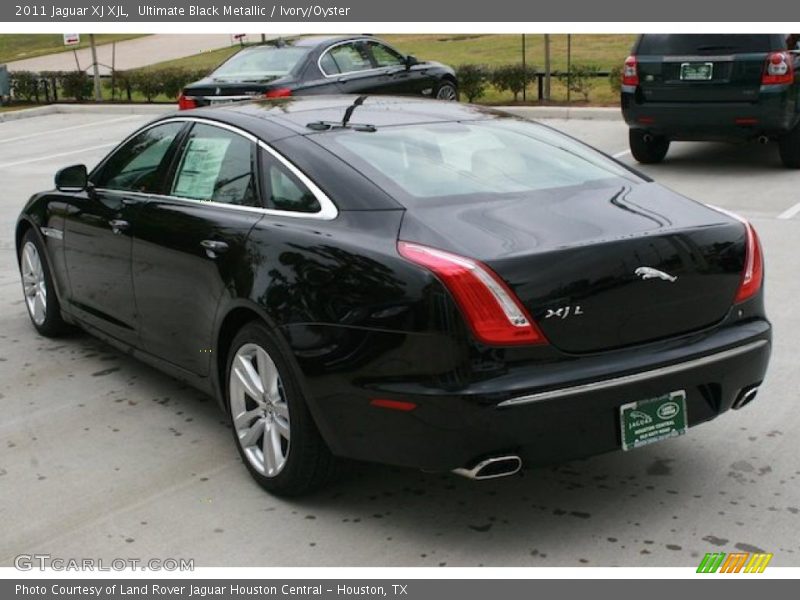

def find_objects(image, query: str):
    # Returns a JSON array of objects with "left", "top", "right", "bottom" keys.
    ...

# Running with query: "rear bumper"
[
  {"left": 621, "top": 85, "right": 799, "bottom": 140},
  {"left": 304, "top": 319, "right": 771, "bottom": 472}
]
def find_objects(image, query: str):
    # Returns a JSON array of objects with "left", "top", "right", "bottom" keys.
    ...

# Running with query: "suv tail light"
[
  {"left": 177, "top": 94, "right": 197, "bottom": 110},
  {"left": 734, "top": 220, "right": 764, "bottom": 304},
  {"left": 762, "top": 52, "right": 794, "bottom": 85},
  {"left": 398, "top": 241, "right": 547, "bottom": 346},
  {"left": 265, "top": 88, "right": 292, "bottom": 98},
  {"left": 622, "top": 55, "right": 639, "bottom": 86}
]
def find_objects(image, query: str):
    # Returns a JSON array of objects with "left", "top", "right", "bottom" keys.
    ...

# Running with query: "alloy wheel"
[
  {"left": 21, "top": 241, "right": 47, "bottom": 326},
  {"left": 436, "top": 84, "right": 458, "bottom": 101},
  {"left": 229, "top": 342, "right": 291, "bottom": 477}
]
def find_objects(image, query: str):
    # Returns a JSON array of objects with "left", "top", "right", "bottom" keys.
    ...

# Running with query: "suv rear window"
[{"left": 637, "top": 34, "right": 778, "bottom": 55}]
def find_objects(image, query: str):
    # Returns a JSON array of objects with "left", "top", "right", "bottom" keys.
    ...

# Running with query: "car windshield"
[
  {"left": 211, "top": 46, "right": 309, "bottom": 80},
  {"left": 637, "top": 34, "right": 778, "bottom": 55},
  {"left": 313, "top": 120, "right": 638, "bottom": 202}
]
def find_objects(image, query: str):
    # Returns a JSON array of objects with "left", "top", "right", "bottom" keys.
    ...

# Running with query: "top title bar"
[{"left": 3, "top": 0, "right": 799, "bottom": 22}]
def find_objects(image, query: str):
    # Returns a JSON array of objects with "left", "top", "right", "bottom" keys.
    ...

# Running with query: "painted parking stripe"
[
  {"left": 0, "top": 142, "right": 116, "bottom": 169},
  {"left": 0, "top": 115, "right": 141, "bottom": 145},
  {"left": 778, "top": 202, "right": 800, "bottom": 220},
  {"left": 612, "top": 149, "right": 631, "bottom": 158}
]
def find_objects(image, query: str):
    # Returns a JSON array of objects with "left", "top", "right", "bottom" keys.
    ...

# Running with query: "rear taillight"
[
  {"left": 762, "top": 52, "right": 794, "bottom": 85},
  {"left": 735, "top": 220, "right": 764, "bottom": 304},
  {"left": 622, "top": 55, "right": 639, "bottom": 86},
  {"left": 177, "top": 94, "right": 197, "bottom": 110},
  {"left": 265, "top": 88, "right": 292, "bottom": 98},
  {"left": 397, "top": 241, "right": 547, "bottom": 346}
]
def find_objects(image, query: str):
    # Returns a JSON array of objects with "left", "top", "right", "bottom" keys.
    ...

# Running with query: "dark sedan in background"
[
  {"left": 622, "top": 33, "right": 800, "bottom": 167},
  {"left": 178, "top": 35, "right": 459, "bottom": 109},
  {"left": 17, "top": 97, "right": 770, "bottom": 496}
]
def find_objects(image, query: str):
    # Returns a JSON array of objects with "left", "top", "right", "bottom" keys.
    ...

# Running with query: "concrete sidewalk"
[{"left": 4, "top": 34, "right": 239, "bottom": 74}]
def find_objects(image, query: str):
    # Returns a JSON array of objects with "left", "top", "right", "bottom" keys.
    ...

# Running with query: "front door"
[{"left": 63, "top": 121, "right": 186, "bottom": 345}]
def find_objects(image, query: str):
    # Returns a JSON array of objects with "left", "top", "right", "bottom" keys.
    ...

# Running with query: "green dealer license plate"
[{"left": 619, "top": 391, "right": 687, "bottom": 451}]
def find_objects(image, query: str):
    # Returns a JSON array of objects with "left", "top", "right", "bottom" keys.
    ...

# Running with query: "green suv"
[{"left": 621, "top": 34, "right": 800, "bottom": 167}]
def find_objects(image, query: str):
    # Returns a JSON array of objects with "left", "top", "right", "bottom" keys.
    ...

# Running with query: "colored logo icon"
[{"left": 697, "top": 552, "right": 773, "bottom": 573}]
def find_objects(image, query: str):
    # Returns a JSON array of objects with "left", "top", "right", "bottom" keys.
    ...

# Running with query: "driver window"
[
  {"left": 368, "top": 42, "right": 405, "bottom": 68},
  {"left": 93, "top": 121, "right": 184, "bottom": 193}
]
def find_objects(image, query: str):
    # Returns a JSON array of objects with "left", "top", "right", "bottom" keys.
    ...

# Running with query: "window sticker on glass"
[{"left": 173, "top": 137, "right": 232, "bottom": 200}]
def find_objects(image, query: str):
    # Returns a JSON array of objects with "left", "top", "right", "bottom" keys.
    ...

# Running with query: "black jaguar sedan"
[
  {"left": 16, "top": 96, "right": 771, "bottom": 496},
  {"left": 178, "top": 36, "right": 458, "bottom": 110}
]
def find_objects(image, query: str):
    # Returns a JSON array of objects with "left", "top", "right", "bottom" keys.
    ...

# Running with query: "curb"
[
  {"left": 0, "top": 103, "right": 173, "bottom": 123},
  {"left": 497, "top": 106, "right": 622, "bottom": 121}
]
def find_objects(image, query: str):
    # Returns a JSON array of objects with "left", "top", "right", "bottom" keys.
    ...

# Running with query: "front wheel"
[
  {"left": 629, "top": 129, "right": 670, "bottom": 164},
  {"left": 434, "top": 80, "right": 459, "bottom": 101},
  {"left": 18, "top": 229, "right": 69, "bottom": 337},
  {"left": 778, "top": 123, "right": 800, "bottom": 168},
  {"left": 226, "top": 321, "right": 338, "bottom": 496}
]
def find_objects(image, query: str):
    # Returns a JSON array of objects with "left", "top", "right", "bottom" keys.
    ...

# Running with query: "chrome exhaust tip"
[
  {"left": 732, "top": 385, "right": 760, "bottom": 410},
  {"left": 643, "top": 134, "right": 653, "bottom": 143},
  {"left": 758, "top": 135, "right": 769, "bottom": 145},
  {"left": 452, "top": 455, "right": 522, "bottom": 480}
]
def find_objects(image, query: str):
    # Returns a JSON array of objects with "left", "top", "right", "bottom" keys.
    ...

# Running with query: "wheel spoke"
[
  {"left": 22, "top": 246, "right": 35, "bottom": 276},
  {"left": 273, "top": 415, "right": 290, "bottom": 441},
  {"left": 256, "top": 347, "right": 280, "bottom": 403},
  {"left": 33, "top": 292, "right": 46, "bottom": 323},
  {"left": 234, "top": 354, "right": 264, "bottom": 400},
  {"left": 238, "top": 417, "right": 265, "bottom": 448},
  {"left": 272, "top": 400, "right": 289, "bottom": 420},
  {"left": 263, "top": 422, "right": 281, "bottom": 474},
  {"left": 233, "top": 407, "right": 264, "bottom": 430}
]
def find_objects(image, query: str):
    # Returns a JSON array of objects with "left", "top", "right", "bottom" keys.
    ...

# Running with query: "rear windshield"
[
  {"left": 637, "top": 34, "right": 779, "bottom": 55},
  {"left": 312, "top": 120, "right": 638, "bottom": 203},
  {"left": 211, "top": 47, "right": 309, "bottom": 81}
]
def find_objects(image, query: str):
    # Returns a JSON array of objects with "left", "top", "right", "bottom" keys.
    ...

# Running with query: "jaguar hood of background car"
[{"left": 16, "top": 96, "right": 771, "bottom": 496}]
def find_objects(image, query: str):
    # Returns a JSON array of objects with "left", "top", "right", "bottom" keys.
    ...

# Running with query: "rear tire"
[
  {"left": 18, "top": 229, "right": 69, "bottom": 337},
  {"left": 225, "top": 321, "right": 338, "bottom": 496},
  {"left": 778, "top": 123, "right": 800, "bottom": 168},
  {"left": 434, "top": 80, "right": 459, "bottom": 101},
  {"left": 629, "top": 129, "right": 670, "bottom": 164}
]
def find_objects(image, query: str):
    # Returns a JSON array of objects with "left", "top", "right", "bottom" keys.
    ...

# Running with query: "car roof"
[{"left": 186, "top": 95, "right": 504, "bottom": 136}]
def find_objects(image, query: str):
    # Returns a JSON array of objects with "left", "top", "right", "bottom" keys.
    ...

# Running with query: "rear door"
[
  {"left": 364, "top": 41, "right": 433, "bottom": 96},
  {"left": 132, "top": 121, "right": 263, "bottom": 375},
  {"left": 635, "top": 34, "right": 783, "bottom": 103}
]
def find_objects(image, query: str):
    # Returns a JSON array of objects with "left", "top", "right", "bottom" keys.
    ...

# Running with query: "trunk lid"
[
  {"left": 635, "top": 34, "right": 781, "bottom": 103},
  {"left": 399, "top": 181, "right": 747, "bottom": 353}
]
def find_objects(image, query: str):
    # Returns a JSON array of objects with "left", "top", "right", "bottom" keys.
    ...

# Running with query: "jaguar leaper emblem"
[{"left": 635, "top": 266, "right": 678, "bottom": 283}]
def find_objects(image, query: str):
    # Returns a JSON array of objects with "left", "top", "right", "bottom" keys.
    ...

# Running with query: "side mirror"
[
  {"left": 405, "top": 55, "right": 419, "bottom": 69},
  {"left": 55, "top": 164, "right": 88, "bottom": 192}
]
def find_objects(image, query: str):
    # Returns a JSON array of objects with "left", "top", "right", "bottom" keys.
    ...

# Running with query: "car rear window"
[
  {"left": 211, "top": 46, "right": 309, "bottom": 80},
  {"left": 637, "top": 34, "right": 778, "bottom": 55},
  {"left": 312, "top": 120, "right": 638, "bottom": 203}
]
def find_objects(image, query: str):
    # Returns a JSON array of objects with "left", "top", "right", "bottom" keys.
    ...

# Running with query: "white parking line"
[
  {"left": 612, "top": 149, "right": 631, "bottom": 158},
  {"left": 0, "top": 143, "right": 117, "bottom": 169},
  {"left": 0, "top": 115, "right": 141, "bottom": 145},
  {"left": 778, "top": 202, "right": 800, "bottom": 220}
]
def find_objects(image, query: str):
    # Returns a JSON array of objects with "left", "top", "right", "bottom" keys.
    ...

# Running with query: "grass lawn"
[
  {"left": 141, "top": 45, "right": 241, "bottom": 72},
  {"left": 0, "top": 34, "right": 147, "bottom": 65}
]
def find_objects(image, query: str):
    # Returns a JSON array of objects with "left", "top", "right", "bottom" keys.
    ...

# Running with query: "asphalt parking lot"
[{"left": 1, "top": 109, "right": 798, "bottom": 568}]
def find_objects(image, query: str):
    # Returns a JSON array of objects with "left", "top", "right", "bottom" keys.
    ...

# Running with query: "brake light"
[
  {"left": 265, "top": 88, "right": 292, "bottom": 98},
  {"left": 735, "top": 220, "right": 764, "bottom": 304},
  {"left": 762, "top": 52, "right": 794, "bottom": 85},
  {"left": 177, "top": 94, "right": 197, "bottom": 110},
  {"left": 622, "top": 55, "right": 639, "bottom": 86},
  {"left": 397, "top": 241, "right": 547, "bottom": 346},
  {"left": 370, "top": 398, "right": 417, "bottom": 412}
]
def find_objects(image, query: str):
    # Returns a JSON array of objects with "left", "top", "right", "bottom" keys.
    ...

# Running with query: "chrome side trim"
[
  {"left": 93, "top": 116, "right": 338, "bottom": 221},
  {"left": 497, "top": 339, "right": 768, "bottom": 408},
  {"left": 40, "top": 226, "right": 63, "bottom": 240}
]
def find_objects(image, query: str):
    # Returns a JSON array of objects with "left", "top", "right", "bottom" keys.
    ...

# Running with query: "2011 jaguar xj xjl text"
[{"left": 16, "top": 96, "right": 771, "bottom": 496}]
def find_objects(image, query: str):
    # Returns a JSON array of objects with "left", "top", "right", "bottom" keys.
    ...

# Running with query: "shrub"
[
  {"left": 491, "top": 64, "right": 537, "bottom": 102},
  {"left": 38, "top": 71, "right": 63, "bottom": 102},
  {"left": 558, "top": 63, "right": 601, "bottom": 102},
  {"left": 158, "top": 67, "right": 197, "bottom": 100},
  {"left": 128, "top": 69, "right": 163, "bottom": 102},
  {"left": 456, "top": 64, "right": 490, "bottom": 103},
  {"left": 61, "top": 70, "right": 92, "bottom": 101},
  {"left": 608, "top": 64, "right": 623, "bottom": 93},
  {"left": 10, "top": 71, "right": 39, "bottom": 102}
]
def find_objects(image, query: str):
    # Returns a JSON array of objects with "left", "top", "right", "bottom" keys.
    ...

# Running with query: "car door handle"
[
  {"left": 108, "top": 219, "right": 129, "bottom": 234},
  {"left": 200, "top": 239, "right": 229, "bottom": 258}
]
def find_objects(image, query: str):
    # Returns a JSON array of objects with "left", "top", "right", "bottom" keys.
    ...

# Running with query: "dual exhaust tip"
[{"left": 452, "top": 455, "right": 522, "bottom": 480}]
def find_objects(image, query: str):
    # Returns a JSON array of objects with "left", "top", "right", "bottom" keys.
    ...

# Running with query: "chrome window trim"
[
  {"left": 497, "top": 339, "right": 768, "bottom": 408},
  {"left": 317, "top": 38, "right": 405, "bottom": 79},
  {"left": 92, "top": 116, "right": 338, "bottom": 221}
]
